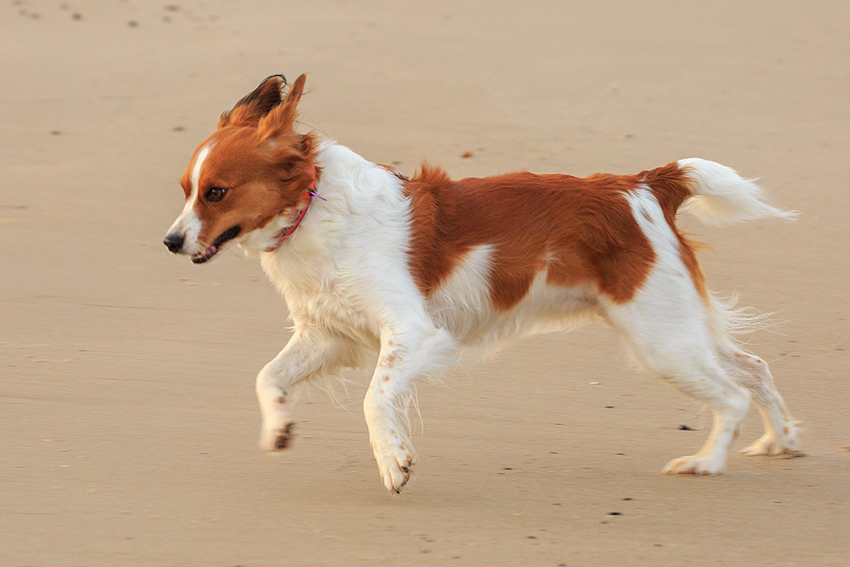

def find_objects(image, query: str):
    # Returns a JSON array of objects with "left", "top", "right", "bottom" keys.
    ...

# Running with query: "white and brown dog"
[{"left": 164, "top": 74, "right": 801, "bottom": 493}]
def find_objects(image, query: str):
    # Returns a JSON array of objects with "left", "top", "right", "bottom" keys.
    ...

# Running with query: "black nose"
[{"left": 163, "top": 233, "right": 184, "bottom": 254}]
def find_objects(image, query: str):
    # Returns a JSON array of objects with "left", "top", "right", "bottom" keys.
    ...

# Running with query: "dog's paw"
[
  {"left": 662, "top": 455, "right": 724, "bottom": 475},
  {"left": 374, "top": 449, "right": 414, "bottom": 494},
  {"left": 259, "top": 422, "right": 295, "bottom": 451},
  {"left": 739, "top": 433, "right": 803, "bottom": 457}
]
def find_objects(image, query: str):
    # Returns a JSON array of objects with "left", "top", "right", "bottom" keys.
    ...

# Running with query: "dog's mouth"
[{"left": 192, "top": 225, "right": 241, "bottom": 264}]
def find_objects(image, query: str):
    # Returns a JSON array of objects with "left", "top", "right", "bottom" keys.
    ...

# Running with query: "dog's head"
[{"left": 163, "top": 74, "right": 317, "bottom": 263}]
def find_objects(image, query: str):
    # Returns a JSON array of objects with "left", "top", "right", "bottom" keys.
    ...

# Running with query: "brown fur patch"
[
  {"left": 403, "top": 167, "right": 682, "bottom": 309},
  {"left": 403, "top": 161, "right": 706, "bottom": 309},
  {"left": 379, "top": 354, "right": 401, "bottom": 369},
  {"left": 377, "top": 164, "right": 408, "bottom": 181}
]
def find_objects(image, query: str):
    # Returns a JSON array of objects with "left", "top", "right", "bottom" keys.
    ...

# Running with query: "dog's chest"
[{"left": 262, "top": 252, "right": 381, "bottom": 343}]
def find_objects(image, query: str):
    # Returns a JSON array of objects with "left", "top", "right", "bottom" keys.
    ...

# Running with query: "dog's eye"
[{"left": 205, "top": 187, "right": 228, "bottom": 202}]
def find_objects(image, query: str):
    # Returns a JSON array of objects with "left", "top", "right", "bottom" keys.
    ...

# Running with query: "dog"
[{"left": 164, "top": 74, "right": 801, "bottom": 493}]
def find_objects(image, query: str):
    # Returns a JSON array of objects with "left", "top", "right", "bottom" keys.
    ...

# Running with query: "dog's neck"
[
  {"left": 264, "top": 164, "right": 322, "bottom": 253},
  {"left": 255, "top": 139, "right": 412, "bottom": 300}
]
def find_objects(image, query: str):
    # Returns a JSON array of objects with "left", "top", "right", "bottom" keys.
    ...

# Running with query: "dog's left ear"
[
  {"left": 257, "top": 74, "right": 307, "bottom": 141},
  {"left": 218, "top": 74, "right": 287, "bottom": 128}
]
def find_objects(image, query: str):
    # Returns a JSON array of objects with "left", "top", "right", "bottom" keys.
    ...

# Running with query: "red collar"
[{"left": 265, "top": 165, "right": 321, "bottom": 253}]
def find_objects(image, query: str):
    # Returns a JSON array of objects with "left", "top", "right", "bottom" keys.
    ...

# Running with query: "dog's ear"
[
  {"left": 257, "top": 74, "right": 307, "bottom": 141},
  {"left": 218, "top": 74, "right": 287, "bottom": 128}
]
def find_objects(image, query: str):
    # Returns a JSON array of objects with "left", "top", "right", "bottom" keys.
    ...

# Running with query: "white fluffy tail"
[{"left": 677, "top": 158, "right": 798, "bottom": 225}]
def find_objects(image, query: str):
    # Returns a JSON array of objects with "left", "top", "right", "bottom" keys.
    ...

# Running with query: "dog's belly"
[{"left": 426, "top": 245, "right": 601, "bottom": 351}]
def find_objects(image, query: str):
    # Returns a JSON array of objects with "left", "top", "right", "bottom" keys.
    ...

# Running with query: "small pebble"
[{"left": 679, "top": 424, "right": 694, "bottom": 431}]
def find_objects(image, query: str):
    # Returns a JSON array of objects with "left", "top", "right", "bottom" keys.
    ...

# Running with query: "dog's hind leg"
[
  {"left": 604, "top": 189, "right": 753, "bottom": 474},
  {"left": 363, "top": 323, "right": 456, "bottom": 493},
  {"left": 657, "top": 368, "right": 750, "bottom": 475},
  {"left": 720, "top": 347, "right": 802, "bottom": 456},
  {"left": 256, "top": 322, "right": 355, "bottom": 452},
  {"left": 607, "top": 293, "right": 752, "bottom": 474}
]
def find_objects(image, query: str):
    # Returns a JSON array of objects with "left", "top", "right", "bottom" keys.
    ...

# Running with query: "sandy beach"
[{"left": 2, "top": 1, "right": 849, "bottom": 565}]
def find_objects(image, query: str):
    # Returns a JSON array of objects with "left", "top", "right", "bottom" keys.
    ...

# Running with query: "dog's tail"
[
  {"left": 639, "top": 159, "right": 796, "bottom": 349},
  {"left": 668, "top": 158, "right": 798, "bottom": 225}
]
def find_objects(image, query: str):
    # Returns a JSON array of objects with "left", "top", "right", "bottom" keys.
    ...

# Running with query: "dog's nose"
[{"left": 163, "top": 233, "right": 185, "bottom": 254}]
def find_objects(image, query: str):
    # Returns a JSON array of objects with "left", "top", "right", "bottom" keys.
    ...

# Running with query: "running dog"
[{"left": 164, "top": 74, "right": 801, "bottom": 493}]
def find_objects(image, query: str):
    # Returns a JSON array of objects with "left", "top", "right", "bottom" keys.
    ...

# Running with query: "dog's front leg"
[
  {"left": 256, "top": 326, "right": 336, "bottom": 451},
  {"left": 363, "top": 326, "right": 455, "bottom": 493}
]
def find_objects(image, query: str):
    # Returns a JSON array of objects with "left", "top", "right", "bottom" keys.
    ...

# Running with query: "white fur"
[
  {"left": 246, "top": 140, "right": 458, "bottom": 491},
  {"left": 678, "top": 158, "right": 798, "bottom": 225},
  {"left": 427, "top": 245, "right": 601, "bottom": 356},
  {"left": 166, "top": 143, "right": 211, "bottom": 256},
  {"left": 187, "top": 138, "right": 799, "bottom": 492},
  {"left": 191, "top": 143, "right": 211, "bottom": 200},
  {"left": 603, "top": 187, "right": 799, "bottom": 473}
]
